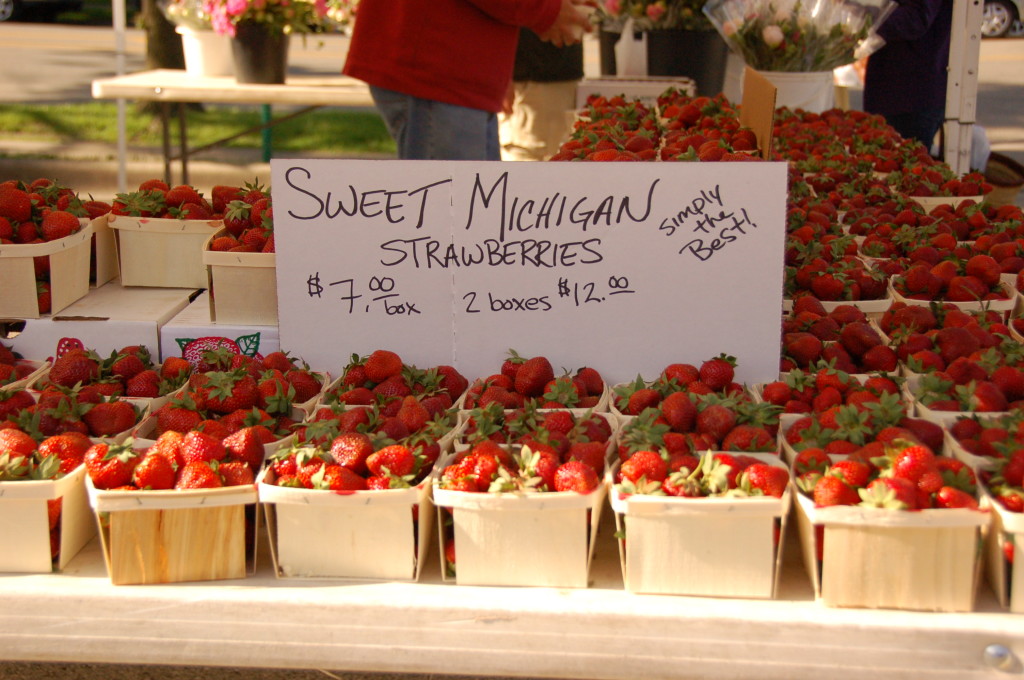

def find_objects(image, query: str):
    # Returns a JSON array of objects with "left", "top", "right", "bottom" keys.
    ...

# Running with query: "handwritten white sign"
[{"left": 270, "top": 160, "right": 787, "bottom": 385}]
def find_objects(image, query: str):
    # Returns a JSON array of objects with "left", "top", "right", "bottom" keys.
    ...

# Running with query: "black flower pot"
[
  {"left": 598, "top": 28, "right": 621, "bottom": 76},
  {"left": 645, "top": 29, "right": 729, "bottom": 96},
  {"left": 231, "top": 21, "right": 290, "bottom": 84}
]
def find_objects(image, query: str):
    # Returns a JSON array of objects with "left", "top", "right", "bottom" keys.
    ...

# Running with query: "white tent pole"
[
  {"left": 944, "top": 0, "right": 983, "bottom": 174},
  {"left": 113, "top": 0, "right": 127, "bottom": 193}
]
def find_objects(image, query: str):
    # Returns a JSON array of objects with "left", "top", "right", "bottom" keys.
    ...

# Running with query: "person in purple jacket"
[{"left": 863, "top": 0, "right": 954, "bottom": 150}]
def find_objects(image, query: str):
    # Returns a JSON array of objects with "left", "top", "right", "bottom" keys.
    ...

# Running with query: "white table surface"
[
  {"left": 2, "top": 507, "right": 1022, "bottom": 680},
  {"left": 91, "top": 68, "right": 374, "bottom": 108}
]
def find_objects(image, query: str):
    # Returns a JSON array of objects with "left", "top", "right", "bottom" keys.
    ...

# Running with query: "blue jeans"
[{"left": 370, "top": 86, "right": 500, "bottom": 161}]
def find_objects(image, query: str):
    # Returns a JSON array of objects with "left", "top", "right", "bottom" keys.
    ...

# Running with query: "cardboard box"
[
  {"left": 259, "top": 467, "right": 434, "bottom": 581},
  {"left": 0, "top": 222, "right": 93, "bottom": 319},
  {"left": 794, "top": 492, "right": 987, "bottom": 612},
  {"left": 609, "top": 454, "right": 790, "bottom": 598},
  {"left": 432, "top": 454, "right": 607, "bottom": 588},
  {"left": 87, "top": 475, "right": 257, "bottom": 585},
  {"left": 159, "top": 290, "right": 280, "bottom": 365},
  {"left": 902, "top": 374, "right": 1011, "bottom": 428},
  {"left": 89, "top": 214, "right": 119, "bottom": 288},
  {"left": 575, "top": 76, "right": 696, "bottom": 109},
  {"left": 888, "top": 279, "right": 1016, "bottom": 314},
  {"left": 107, "top": 213, "right": 222, "bottom": 289},
  {"left": 983, "top": 486, "right": 1024, "bottom": 612},
  {"left": 0, "top": 281, "right": 194, "bottom": 360},
  {"left": 0, "top": 464, "right": 96, "bottom": 573},
  {"left": 203, "top": 230, "right": 279, "bottom": 325}
]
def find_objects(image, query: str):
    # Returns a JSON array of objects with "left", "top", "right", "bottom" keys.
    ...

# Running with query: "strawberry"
[
  {"left": 553, "top": 460, "right": 600, "bottom": 493},
  {"left": 37, "top": 432, "right": 91, "bottom": 474},
  {"left": 699, "top": 354, "right": 736, "bottom": 391},
  {"left": 934, "top": 486, "right": 978, "bottom": 509},
  {"left": 315, "top": 464, "right": 368, "bottom": 491},
  {"left": 660, "top": 391, "right": 697, "bottom": 432},
  {"left": 132, "top": 452, "right": 176, "bottom": 490},
  {"left": 741, "top": 463, "right": 789, "bottom": 498},
  {"left": 48, "top": 351, "right": 100, "bottom": 388},
  {"left": 84, "top": 441, "right": 139, "bottom": 490},
  {"left": 180, "top": 430, "right": 227, "bottom": 464},
  {"left": 0, "top": 428, "right": 37, "bottom": 462},
  {"left": 39, "top": 209, "right": 80, "bottom": 241},
  {"left": 619, "top": 449, "right": 668, "bottom": 484},
  {"left": 222, "top": 426, "right": 267, "bottom": 472},
  {"left": 366, "top": 444, "right": 417, "bottom": 478},
  {"left": 175, "top": 461, "right": 223, "bottom": 489},
  {"left": 82, "top": 400, "right": 137, "bottom": 437},
  {"left": 364, "top": 349, "right": 403, "bottom": 383},
  {"left": 813, "top": 474, "right": 859, "bottom": 507},
  {"left": 160, "top": 356, "right": 192, "bottom": 382},
  {"left": 328, "top": 431, "right": 374, "bottom": 474},
  {"left": 219, "top": 460, "right": 255, "bottom": 486},
  {"left": 514, "top": 355, "right": 555, "bottom": 398}
]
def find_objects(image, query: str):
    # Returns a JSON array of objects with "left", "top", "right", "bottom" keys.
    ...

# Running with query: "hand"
[
  {"left": 538, "top": 0, "right": 595, "bottom": 46},
  {"left": 501, "top": 79, "right": 515, "bottom": 117}
]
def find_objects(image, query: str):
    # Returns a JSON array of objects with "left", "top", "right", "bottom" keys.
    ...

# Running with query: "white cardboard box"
[
  {"left": 982, "top": 485, "right": 1024, "bottom": 613},
  {"left": 609, "top": 454, "right": 790, "bottom": 598},
  {"left": 107, "top": 214, "right": 222, "bottom": 289},
  {"left": 0, "top": 281, "right": 195, "bottom": 360},
  {"left": 794, "top": 492, "right": 988, "bottom": 612},
  {"left": 203, "top": 229, "right": 278, "bottom": 325},
  {"left": 259, "top": 467, "right": 434, "bottom": 581},
  {"left": 0, "top": 464, "right": 95, "bottom": 573},
  {"left": 159, "top": 290, "right": 280, "bottom": 364},
  {"left": 432, "top": 454, "right": 607, "bottom": 588}
]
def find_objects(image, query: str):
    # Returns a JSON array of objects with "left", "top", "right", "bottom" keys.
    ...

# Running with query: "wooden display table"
[{"left": 90, "top": 69, "right": 374, "bottom": 185}]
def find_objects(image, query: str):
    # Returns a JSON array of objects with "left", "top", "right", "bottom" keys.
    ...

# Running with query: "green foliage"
[{"left": 0, "top": 102, "right": 394, "bottom": 156}]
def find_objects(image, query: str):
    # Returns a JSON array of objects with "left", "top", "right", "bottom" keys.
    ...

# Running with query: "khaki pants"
[{"left": 499, "top": 80, "right": 578, "bottom": 162}]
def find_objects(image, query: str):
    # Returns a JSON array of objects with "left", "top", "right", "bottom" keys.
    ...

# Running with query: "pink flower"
[
  {"left": 225, "top": 0, "right": 248, "bottom": 16},
  {"left": 604, "top": 0, "right": 621, "bottom": 14},
  {"left": 645, "top": 1, "right": 666, "bottom": 22}
]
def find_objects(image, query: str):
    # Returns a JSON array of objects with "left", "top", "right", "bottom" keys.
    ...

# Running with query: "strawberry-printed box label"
[{"left": 271, "top": 161, "right": 787, "bottom": 384}]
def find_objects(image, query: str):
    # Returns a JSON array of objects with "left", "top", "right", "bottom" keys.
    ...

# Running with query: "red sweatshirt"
[{"left": 343, "top": 0, "right": 562, "bottom": 114}]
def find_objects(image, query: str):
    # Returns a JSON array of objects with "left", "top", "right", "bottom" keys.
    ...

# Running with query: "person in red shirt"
[{"left": 343, "top": 0, "right": 593, "bottom": 161}]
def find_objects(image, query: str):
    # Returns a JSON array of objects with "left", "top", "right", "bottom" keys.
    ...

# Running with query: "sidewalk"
[{"left": 0, "top": 138, "right": 390, "bottom": 200}]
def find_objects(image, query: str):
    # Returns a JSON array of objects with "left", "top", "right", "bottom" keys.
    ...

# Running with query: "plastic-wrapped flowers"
[{"left": 703, "top": 0, "right": 896, "bottom": 72}]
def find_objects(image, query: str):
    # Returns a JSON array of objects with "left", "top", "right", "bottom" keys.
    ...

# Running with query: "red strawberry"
[
  {"left": 366, "top": 444, "right": 417, "bottom": 478},
  {"left": 934, "top": 485, "right": 978, "bottom": 509},
  {"left": 619, "top": 450, "right": 668, "bottom": 484},
  {"left": 553, "top": 460, "right": 600, "bottom": 493},
  {"left": 82, "top": 400, "right": 137, "bottom": 437},
  {"left": 180, "top": 430, "right": 227, "bottom": 464},
  {"left": 84, "top": 441, "right": 139, "bottom": 490},
  {"left": 132, "top": 452, "right": 176, "bottom": 490},
  {"left": 175, "top": 461, "right": 223, "bottom": 489},
  {"left": 40, "top": 209, "right": 80, "bottom": 241},
  {"left": 699, "top": 354, "right": 736, "bottom": 391},
  {"left": 363, "top": 349, "right": 403, "bottom": 384},
  {"left": 514, "top": 355, "right": 555, "bottom": 398},
  {"left": 328, "top": 431, "right": 374, "bottom": 474},
  {"left": 219, "top": 460, "right": 255, "bottom": 486},
  {"left": 742, "top": 463, "right": 789, "bottom": 498},
  {"left": 813, "top": 475, "right": 859, "bottom": 507}
]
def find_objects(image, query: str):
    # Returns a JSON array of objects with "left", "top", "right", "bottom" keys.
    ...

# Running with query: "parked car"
[
  {"left": 0, "top": 0, "right": 81, "bottom": 21},
  {"left": 982, "top": 0, "right": 1023, "bottom": 37}
]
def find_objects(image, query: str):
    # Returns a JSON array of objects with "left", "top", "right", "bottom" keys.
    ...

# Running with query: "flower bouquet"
[
  {"left": 599, "top": 0, "right": 714, "bottom": 31},
  {"left": 703, "top": 0, "right": 895, "bottom": 72}
]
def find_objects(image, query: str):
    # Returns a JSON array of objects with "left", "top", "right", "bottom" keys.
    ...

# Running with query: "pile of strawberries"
[
  {"left": 0, "top": 428, "right": 94, "bottom": 558},
  {"left": 0, "top": 342, "right": 38, "bottom": 387},
  {"left": 151, "top": 351, "right": 324, "bottom": 443},
  {"left": 613, "top": 448, "right": 789, "bottom": 499},
  {"left": 42, "top": 344, "right": 191, "bottom": 400},
  {"left": 781, "top": 296, "right": 897, "bottom": 373},
  {"left": 207, "top": 180, "right": 276, "bottom": 253},
  {"left": 319, "top": 349, "right": 467, "bottom": 412},
  {"left": 797, "top": 439, "right": 978, "bottom": 511},
  {"left": 0, "top": 179, "right": 104, "bottom": 314},
  {"left": 461, "top": 350, "right": 603, "bottom": 410},
  {"left": 84, "top": 427, "right": 264, "bottom": 491}
]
